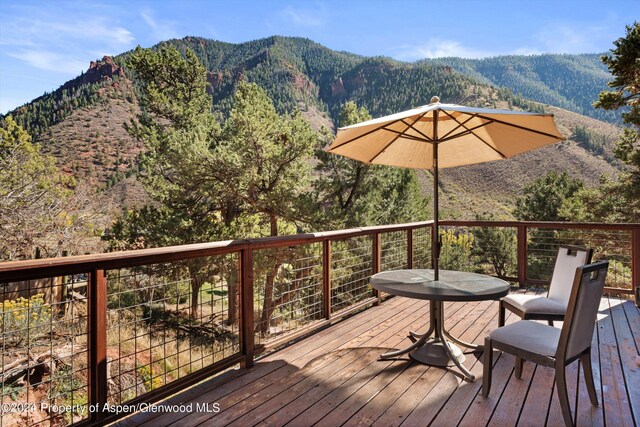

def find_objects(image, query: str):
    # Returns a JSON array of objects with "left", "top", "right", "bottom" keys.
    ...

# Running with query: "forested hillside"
[
  {"left": 149, "top": 37, "right": 540, "bottom": 124},
  {"left": 426, "top": 54, "right": 618, "bottom": 123},
  {"left": 4, "top": 37, "right": 553, "bottom": 142},
  {"left": 0, "top": 36, "right": 622, "bottom": 216}
]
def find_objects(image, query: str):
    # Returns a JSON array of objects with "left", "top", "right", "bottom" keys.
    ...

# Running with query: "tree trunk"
[
  {"left": 257, "top": 260, "right": 282, "bottom": 336},
  {"left": 270, "top": 264, "right": 312, "bottom": 312},
  {"left": 222, "top": 201, "right": 241, "bottom": 325},
  {"left": 226, "top": 260, "right": 238, "bottom": 326},
  {"left": 258, "top": 214, "right": 281, "bottom": 336},
  {"left": 270, "top": 213, "right": 278, "bottom": 237},
  {"left": 188, "top": 268, "right": 202, "bottom": 319},
  {"left": 343, "top": 164, "right": 365, "bottom": 209}
]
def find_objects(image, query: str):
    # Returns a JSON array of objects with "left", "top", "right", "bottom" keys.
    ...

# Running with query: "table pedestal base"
[
  {"left": 379, "top": 300, "right": 477, "bottom": 381},
  {"left": 410, "top": 339, "right": 465, "bottom": 367}
]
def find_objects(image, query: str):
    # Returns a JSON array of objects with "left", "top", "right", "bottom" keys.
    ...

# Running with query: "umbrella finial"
[{"left": 430, "top": 96, "right": 440, "bottom": 104}]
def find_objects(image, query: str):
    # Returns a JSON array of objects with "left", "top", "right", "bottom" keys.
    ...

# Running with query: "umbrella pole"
[{"left": 432, "top": 110, "right": 440, "bottom": 281}]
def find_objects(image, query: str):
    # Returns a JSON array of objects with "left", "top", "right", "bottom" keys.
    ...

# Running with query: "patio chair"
[
  {"left": 498, "top": 245, "right": 593, "bottom": 327},
  {"left": 482, "top": 261, "right": 609, "bottom": 427}
]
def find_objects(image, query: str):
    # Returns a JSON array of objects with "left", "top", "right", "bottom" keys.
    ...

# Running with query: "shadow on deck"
[{"left": 116, "top": 291, "right": 640, "bottom": 427}]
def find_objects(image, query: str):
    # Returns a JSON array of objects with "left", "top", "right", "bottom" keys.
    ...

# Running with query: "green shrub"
[
  {"left": 440, "top": 229, "right": 474, "bottom": 271},
  {"left": 0, "top": 294, "right": 52, "bottom": 347}
]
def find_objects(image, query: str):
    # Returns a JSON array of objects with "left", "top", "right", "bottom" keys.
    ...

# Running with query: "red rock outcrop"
[
  {"left": 60, "top": 56, "right": 124, "bottom": 91},
  {"left": 331, "top": 77, "right": 346, "bottom": 97}
]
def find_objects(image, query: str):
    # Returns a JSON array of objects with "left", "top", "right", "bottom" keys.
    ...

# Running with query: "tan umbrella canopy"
[{"left": 327, "top": 96, "right": 564, "bottom": 280}]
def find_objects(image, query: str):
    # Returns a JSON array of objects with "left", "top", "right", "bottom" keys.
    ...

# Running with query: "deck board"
[
  {"left": 574, "top": 298, "right": 605, "bottom": 427},
  {"left": 604, "top": 296, "right": 640, "bottom": 425},
  {"left": 116, "top": 292, "right": 639, "bottom": 427},
  {"left": 597, "top": 296, "right": 635, "bottom": 427}
]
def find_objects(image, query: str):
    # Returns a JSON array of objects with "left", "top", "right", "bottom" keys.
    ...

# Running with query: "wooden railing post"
[
  {"left": 323, "top": 240, "right": 332, "bottom": 320},
  {"left": 240, "top": 248, "right": 255, "bottom": 368},
  {"left": 407, "top": 229, "right": 413, "bottom": 269},
  {"left": 633, "top": 227, "right": 640, "bottom": 307},
  {"left": 372, "top": 233, "right": 381, "bottom": 305},
  {"left": 517, "top": 225, "right": 527, "bottom": 288},
  {"left": 88, "top": 268, "right": 107, "bottom": 421}
]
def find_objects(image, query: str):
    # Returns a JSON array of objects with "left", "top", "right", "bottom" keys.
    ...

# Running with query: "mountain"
[
  {"left": 424, "top": 54, "right": 619, "bottom": 123},
  {"left": 164, "top": 36, "right": 542, "bottom": 123},
  {"left": 0, "top": 36, "right": 623, "bottom": 219}
]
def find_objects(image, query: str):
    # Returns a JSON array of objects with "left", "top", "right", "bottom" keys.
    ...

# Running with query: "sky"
[{"left": 0, "top": 0, "right": 637, "bottom": 114}]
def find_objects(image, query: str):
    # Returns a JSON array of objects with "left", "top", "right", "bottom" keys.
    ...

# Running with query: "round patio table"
[{"left": 370, "top": 269, "right": 510, "bottom": 381}]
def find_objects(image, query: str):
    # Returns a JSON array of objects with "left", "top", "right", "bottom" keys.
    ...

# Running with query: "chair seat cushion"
[
  {"left": 490, "top": 320, "right": 560, "bottom": 357},
  {"left": 503, "top": 294, "right": 566, "bottom": 316}
]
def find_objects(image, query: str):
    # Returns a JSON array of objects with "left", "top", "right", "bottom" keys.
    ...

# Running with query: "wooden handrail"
[
  {"left": 441, "top": 220, "right": 639, "bottom": 230},
  {"left": 0, "top": 240, "right": 247, "bottom": 281},
  {"left": 0, "top": 221, "right": 435, "bottom": 282},
  {"left": 3, "top": 220, "right": 637, "bottom": 282}
]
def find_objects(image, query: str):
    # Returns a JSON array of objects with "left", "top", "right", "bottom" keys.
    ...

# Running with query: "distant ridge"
[{"left": 424, "top": 53, "right": 618, "bottom": 123}]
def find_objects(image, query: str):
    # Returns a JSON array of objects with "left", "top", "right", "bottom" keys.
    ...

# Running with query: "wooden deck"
[{"left": 118, "top": 291, "right": 640, "bottom": 427}]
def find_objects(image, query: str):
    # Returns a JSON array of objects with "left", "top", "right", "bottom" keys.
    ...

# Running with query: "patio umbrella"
[{"left": 327, "top": 96, "right": 564, "bottom": 280}]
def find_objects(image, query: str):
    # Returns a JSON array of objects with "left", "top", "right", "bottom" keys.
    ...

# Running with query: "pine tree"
[
  {"left": 313, "top": 101, "right": 428, "bottom": 228},
  {"left": 592, "top": 22, "right": 640, "bottom": 221}
]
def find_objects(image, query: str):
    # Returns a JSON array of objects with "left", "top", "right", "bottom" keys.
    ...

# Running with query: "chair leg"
[
  {"left": 580, "top": 351, "right": 598, "bottom": 406},
  {"left": 548, "top": 320, "right": 554, "bottom": 327},
  {"left": 556, "top": 364, "right": 574, "bottom": 427},
  {"left": 482, "top": 337, "right": 493, "bottom": 397},
  {"left": 498, "top": 302, "right": 505, "bottom": 327},
  {"left": 515, "top": 357, "right": 523, "bottom": 379}
]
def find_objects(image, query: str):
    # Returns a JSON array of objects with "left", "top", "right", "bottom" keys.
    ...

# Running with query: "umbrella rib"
[
  {"left": 368, "top": 114, "right": 428, "bottom": 163},
  {"left": 438, "top": 120, "right": 495, "bottom": 143},
  {"left": 474, "top": 114, "right": 564, "bottom": 140},
  {"left": 439, "top": 113, "right": 480, "bottom": 140},
  {"left": 399, "top": 118, "right": 434, "bottom": 143},
  {"left": 381, "top": 125, "right": 431, "bottom": 142},
  {"left": 441, "top": 110, "right": 508, "bottom": 159},
  {"left": 329, "top": 116, "right": 415, "bottom": 151}
]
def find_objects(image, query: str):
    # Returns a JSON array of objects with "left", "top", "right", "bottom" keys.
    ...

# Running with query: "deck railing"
[{"left": 0, "top": 220, "right": 637, "bottom": 426}]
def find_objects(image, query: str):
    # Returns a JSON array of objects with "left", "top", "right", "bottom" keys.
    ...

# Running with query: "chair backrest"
[
  {"left": 556, "top": 261, "right": 609, "bottom": 362},
  {"left": 547, "top": 245, "right": 593, "bottom": 304}
]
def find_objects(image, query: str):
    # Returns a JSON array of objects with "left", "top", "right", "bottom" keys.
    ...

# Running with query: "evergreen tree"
[
  {"left": 212, "top": 82, "right": 316, "bottom": 334},
  {"left": 561, "top": 22, "right": 640, "bottom": 223},
  {"left": 513, "top": 171, "right": 584, "bottom": 221},
  {"left": 591, "top": 22, "right": 640, "bottom": 221},
  {"left": 110, "top": 46, "right": 317, "bottom": 324},
  {"left": 313, "top": 101, "right": 428, "bottom": 228},
  {"left": 212, "top": 82, "right": 316, "bottom": 236},
  {"left": 110, "top": 45, "right": 226, "bottom": 319}
]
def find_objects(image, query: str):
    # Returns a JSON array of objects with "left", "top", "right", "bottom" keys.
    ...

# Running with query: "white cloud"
[
  {"left": 7, "top": 50, "right": 87, "bottom": 75},
  {"left": 395, "top": 38, "right": 494, "bottom": 60},
  {"left": 0, "top": 16, "right": 134, "bottom": 49},
  {"left": 394, "top": 19, "right": 620, "bottom": 62},
  {"left": 0, "top": 7, "right": 135, "bottom": 76},
  {"left": 141, "top": 10, "right": 156, "bottom": 28},
  {"left": 48, "top": 20, "right": 134, "bottom": 45},
  {"left": 140, "top": 8, "right": 179, "bottom": 41},
  {"left": 533, "top": 23, "right": 602, "bottom": 54},
  {"left": 0, "top": 35, "right": 35, "bottom": 47},
  {"left": 511, "top": 47, "right": 544, "bottom": 56},
  {"left": 281, "top": 4, "right": 326, "bottom": 28}
]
